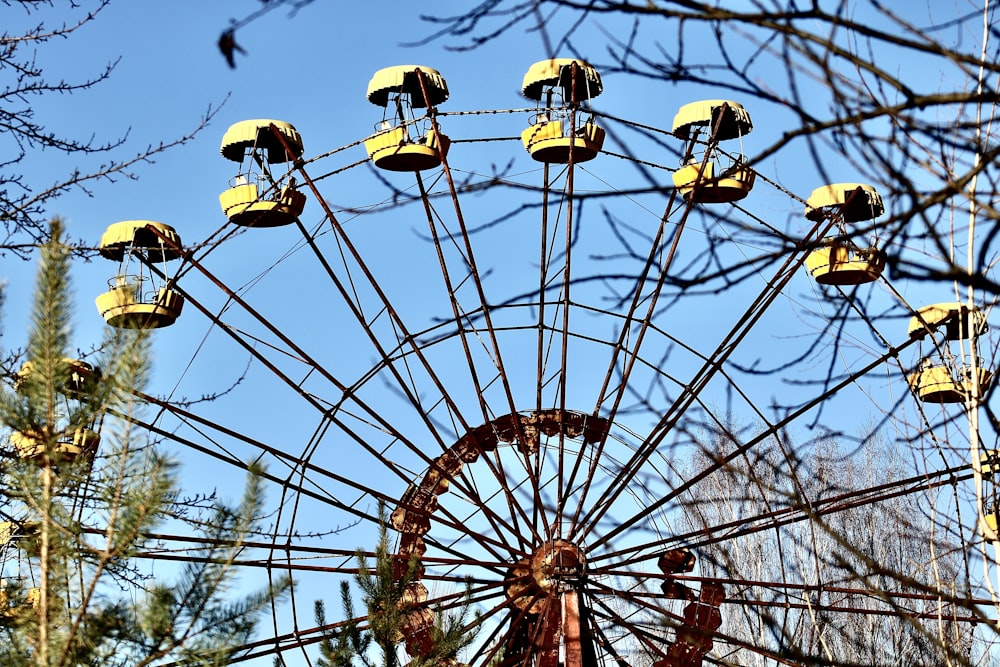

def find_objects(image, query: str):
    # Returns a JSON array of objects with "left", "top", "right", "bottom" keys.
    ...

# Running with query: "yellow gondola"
[
  {"left": 802, "top": 183, "right": 885, "bottom": 285},
  {"left": 10, "top": 428, "right": 101, "bottom": 463},
  {"left": 520, "top": 58, "right": 605, "bottom": 164},
  {"left": 520, "top": 117, "right": 604, "bottom": 163},
  {"left": 364, "top": 126, "right": 451, "bottom": 172},
  {"left": 10, "top": 356, "right": 103, "bottom": 469},
  {"left": 219, "top": 119, "right": 306, "bottom": 227},
  {"left": 219, "top": 183, "right": 306, "bottom": 228},
  {"left": 0, "top": 521, "right": 40, "bottom": 557},
  {"left": 804, "top": 238, "right": 886, "bottom": 285},
  {"left": 0, "top": 585, "right": 40, "bottom": 622},
  {"left": 908, "top": 362, "right": 992, "bottom": 403},
  {"left": 672, "top": 100, "right": 754, "bottom": 203},
  {"left": 95, "top": 220, "right": 184, "bottom": 329},
  {"left": 95, "top": 284, "right": 184, "bottom": 329},
  {"left": 672, "top": 160, "right": 755, "bottom": 204},
  {"left": 364, "top": 65, "right": 450, "bottom": 172}
]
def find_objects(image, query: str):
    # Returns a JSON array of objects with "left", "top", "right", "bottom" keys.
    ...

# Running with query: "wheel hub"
[
  {"left": 531, "top": 539, "right": 585, "bottom": 592},
  {"left": 506, "top": 539, "right": 586, "bottom": 612}
]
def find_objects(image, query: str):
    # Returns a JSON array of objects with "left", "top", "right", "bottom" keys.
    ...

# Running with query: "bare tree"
[
  {"left": 0, "top": 1, "right": 221, "bottom": 256},
  {"left": 679, "top": 422, "right": 979, "bottom": 666}
]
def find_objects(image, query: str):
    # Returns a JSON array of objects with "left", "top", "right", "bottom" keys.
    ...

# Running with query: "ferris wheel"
[{"left": 6, "top": 58, "right": 995, "bottom": 666}]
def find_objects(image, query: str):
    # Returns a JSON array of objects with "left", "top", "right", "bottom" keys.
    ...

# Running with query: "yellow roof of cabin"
[
  {"left": 672, "top": 100, "right": 752, "bottom": 140},
  {"left": 521, "top": 59, "right": 603, "bottom": 101},
  {"left": 366, "top": 65, "right": 449, "bottom": 108},
  {"left": 907, "top": 302, "right": 987, "bottom": 338},
  {"left": 98, "top": 220, "right": 182, "bottom": 262},
  {"left": 220, "top": 119, "right": 303, "bottom": 163},
  {"left": 16, "top": 358, "right": 98, "bottom": 394},
  {"left": 804, "top": 183, "right": 884, "bottom": 221}
]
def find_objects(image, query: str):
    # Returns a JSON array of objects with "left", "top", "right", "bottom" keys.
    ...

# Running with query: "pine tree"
[
  {"left": 315, "top": 504, "right": 477, "bottom": 667},
  {"left": 0, "top": 219, "right": 287, "bottom": 666}
]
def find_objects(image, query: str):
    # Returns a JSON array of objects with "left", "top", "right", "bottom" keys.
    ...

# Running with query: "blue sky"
[{"left": 3, "top": 2, "right": 996, "bottom": 665}]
